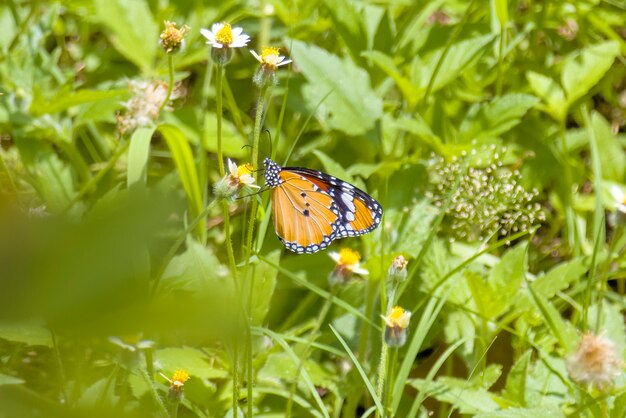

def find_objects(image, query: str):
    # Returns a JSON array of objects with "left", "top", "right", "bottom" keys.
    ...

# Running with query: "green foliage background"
[{"left": 0, "top": 0, "right": 625, "bottom": 417}]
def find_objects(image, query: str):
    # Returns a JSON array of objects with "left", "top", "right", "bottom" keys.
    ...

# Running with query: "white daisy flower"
[
  {"left": 250, "top": 47, "right": 292, "bottom": 70},
  {"left": 200, "top": 23, "right": 250, "bottom": 49}
]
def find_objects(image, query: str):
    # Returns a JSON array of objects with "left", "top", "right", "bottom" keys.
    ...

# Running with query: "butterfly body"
[{"left": 264, "top": 158, "right": 383, "bottom": 254}]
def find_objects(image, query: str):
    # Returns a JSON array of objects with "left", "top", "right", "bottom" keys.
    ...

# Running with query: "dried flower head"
[
  {"left": 328, "top": 248, "right": 369, "bottom": 286},
  {"left": 427, "top": 149, "right": 545, "bottom": 242},
  {"left": 387, "top": 255, "right": 408, "bottom": 284},
  {"left": 116, "top": 80, "right": 185, "bottom": 134},
  {"left": 213, "top": 159, "right": 260, "bottom": 200},
  {"left": 383, "top": 306, "right": 411, "bottom": 347},
  {"left": 159, "top": 21, "right": 189, "bottom": 53},
  {"left": 566, "top": 332, "right": 623, "bottom": 390}
]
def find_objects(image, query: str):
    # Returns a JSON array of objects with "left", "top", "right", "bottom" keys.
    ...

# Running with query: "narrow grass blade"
[
  {"left": 127, "top": 127, "right": 155, "bottom": 187},
  {"left": 257, "top": 327, "right": 330, "bottom": 418},
  {"left": 329, "top": 325, "right": 384, "bottom": 417}
]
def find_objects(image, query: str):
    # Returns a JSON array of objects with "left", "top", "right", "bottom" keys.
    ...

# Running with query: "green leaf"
[
  {"left": 93, "top": 0, "right": 158, "bottom": 73},
  {"left": 29, "top": 86, "right": 127, "bottom": 116},
  {"left": 155, "top": 347, "right": 228, "bottom": 380},
  {"left": 249, "top": 250, "right": 279, "bottom": 326},
  {"left": 467, "top": 243, "right": 527, "bottom": 319},
  {"left": 0, "top": 373, "right": 24, "bottom": 386},
  {"left": 258, "top": 352, "right": 336, "bottom": 393},
  {"left": 493, "top": 0, "right": 508, "bottom": 27},
  {"left": 561, "top": 41, "right": 620, "bottom": 106},
  {"left": 502, "top": 350, "right": 531, "bottom": 405},
  {"left": 0, "top": 320, "right": 52, "bottom": 347},
  {"left": 526, "top": 71, "right": 567, "bottom": 122},
  {"left": 290, "top": 40, "right": 383, "bottom": 135},
  {"left": 459, "top": 94, "right": 539, "bottom": 142},
  {"left": 161, "top": 237, "right": 226, "bottom": 292},
  {"left": 127, "top": 127, "right": 155, "bottom": 188},
  {"left": 361, "top": 50, "right": 420, "bottom": 107},
  {"left": 420, "top": 34, "right": 495, "bottom": 95},
  {"left": 312, "top": 150, "right": 359, "bottom": 187},
  {"left": 320, "top": 0, "right": 366, "bottom": 59},
  {"left": 158, "top": 124, "right": 203, "bottom": 237},
  {"left": 408, "top": 377, "right": 500, "bottom": 415},
  {"left": 394, "top": 199, "right": 437, "bottom": 258},
  {"left": 487, "top": 242, "right": 527, "bottom": 314},
  {"left": 592, "top": 112, "right": 626, "bottom": 182},
  {"left": 475, "top": 407, "right": 565, "bottom": 418}
]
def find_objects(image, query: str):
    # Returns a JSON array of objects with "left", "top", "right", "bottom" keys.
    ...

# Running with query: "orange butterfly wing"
[
  {"left": 264, "top": 157, "right": 383, "bottom": 253},
  {"left": 270, "top": 171, "right": 339, "bottom": 253}
]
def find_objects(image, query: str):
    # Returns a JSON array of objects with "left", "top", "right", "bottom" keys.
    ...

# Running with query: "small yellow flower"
[
  {"left": 383, "top": 306, "right": 411, "bottom": 347},
  {"left": 566, "top": 332, "right": 623, "bottom": 389},
  {"left": 328, "top": 248, "right": 368, "bottom": 286},
  {"left": 171, "top": 369, "right": 190, "bottom": 387},
  {"left": 214, "top": 159, "right": 259, "bottom": 200},
  {"left": 250, "top": 47, "right": 292, "bottom": 70},
  {"left": 227, "top": 159, "right": 259, "bottom": 189},
  {"left": 384, "top": 306, "right": 411, "bottom": 329},
  {"left": 201, "top": 23, "right": 250, "bottom": 49},
  {"left": 159, "top": 21, "right": 189, "bottom": 53},
  {"left": 163, "top": 369, "right": 190, "bottom": 402}
]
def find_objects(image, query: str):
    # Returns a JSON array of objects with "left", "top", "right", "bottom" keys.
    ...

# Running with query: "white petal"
[
  {"left": 200, "top": 28, "right": 214, "bottom": 40},
  {"left": 227, "top": 159, "right": 237, "bottom": 176},
  {"left": 352, "top": 266, "right": 369, "bottom": 276},
  {"left": 211, "top": 23, "right": 223, "bottom": 33},
  {"left": 230, "top": 35, "right": 250, "bottom": 48},
  {"left": 277, "top": 59, "right": 292, "bottom": 66},
  {"left": 250, "top": 50, "right": 262, "bottom": 63},
  {"left": 232, "top": 27, "right": 243, "bottom": 37},
  {"left": 329, "top": 252, "right": 340, "bottom": 263}
]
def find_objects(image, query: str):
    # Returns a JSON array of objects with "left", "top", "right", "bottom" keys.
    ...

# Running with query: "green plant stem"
[
  {"left": 374, "top": 341, "right": 388, "bottom": 418},
  {"left": 216, "top": 64, "right": 225, "bottom": 177},
  {"left": 241, "top": 85, "right": 267, "bottom": 418},
  {"left": 496, "top": 24, "right": 506, "bottom": 96},
  {"left": 159, "top": 54, "right": 174, "bottom": 114},
  {"left": 285, "top": 287, "right": 337, "bottom": 418}
]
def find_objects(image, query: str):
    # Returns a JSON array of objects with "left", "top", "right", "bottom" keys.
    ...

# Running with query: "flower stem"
[
  {"left": 374, "top": 341, "right": 388, "bottom": 418},
  {"left": 243, "top": 85, "right": 267, "bottom": 418},
  {"left": 159, "top": 54, "right": 174, "bottom": 114},
  {"left": 216, "top": 64, "right": 225, "bottom": 177}
]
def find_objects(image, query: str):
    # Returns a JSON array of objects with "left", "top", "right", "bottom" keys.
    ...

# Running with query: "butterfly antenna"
[{"left": 236, "top": 186, "right": 269, "bottom": 200}]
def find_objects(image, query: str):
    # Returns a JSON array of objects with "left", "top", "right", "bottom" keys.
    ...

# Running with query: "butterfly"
[{"left": 263, "top": 158, "right": 383, "bottom": 254}]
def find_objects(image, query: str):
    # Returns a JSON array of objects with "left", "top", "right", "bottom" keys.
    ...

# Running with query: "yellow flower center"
[
  {"left": 215, "top": 23, "right": 234, "bottom": 45},
  {"left": 338, "top": 248, "right": 361, "bottom": 266},
  {"left": 237, "top": 163, "right": 253, "bottom": 177},
  {"left": 261, "top": 47, "right": 280, "bottom": 63},
  {"left": 171, "top": 369, "right": 190, "bottom": 384},
  {"left": 387, "top": 306, "right": 410, "bottom": 329}
]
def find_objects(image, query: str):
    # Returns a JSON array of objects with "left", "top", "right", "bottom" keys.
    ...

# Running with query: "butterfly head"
[{"left": 263, "top": 158, "right": 282, "bottom": 187}]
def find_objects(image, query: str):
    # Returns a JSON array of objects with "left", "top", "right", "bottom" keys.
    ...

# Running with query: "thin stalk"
[
  {"left": 242, "top": 86, "right": 267, "bottom": 418},
  {"left": 285, "top": 288, "right": 337, "bottom": 418},
  {"left": 171, "top": 402, "right": 180, "bottom": 418},
  {"left": 374, "top": 341, "right": 388, "bottom": 418},
  {"left": 496, "top": 24, "right": 506, "bottom": 96},
  {"left": 216, "top": 65, "right": 225, "bottom": 177},
  {"left": 159, "top": 54, "right": 174, "bottom": 113}
]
